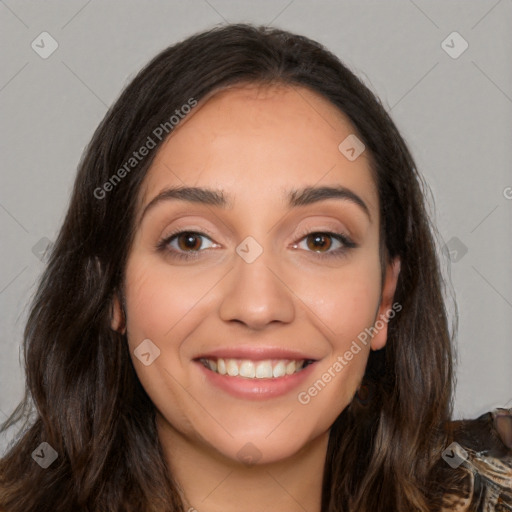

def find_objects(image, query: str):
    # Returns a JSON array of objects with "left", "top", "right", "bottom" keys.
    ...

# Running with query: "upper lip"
[{"left": 194, "top": 345, "right": 319, "bottom": 361}]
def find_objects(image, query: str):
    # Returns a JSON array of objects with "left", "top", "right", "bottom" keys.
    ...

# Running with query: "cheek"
[
  {"left": 122, "top": 256, "right": 216, "bottom": 422},
  {"left": 290, "top": 255, "right": 383, "bottom": 343},
  {"left": 292, "top": 267, "right": 381, "bottom": 416},
  {"left": 122, "top": 256, "right": 221, "bottom": 345},
  {"left": 307, "top": 283, "right": 378, "bottom": 337}
]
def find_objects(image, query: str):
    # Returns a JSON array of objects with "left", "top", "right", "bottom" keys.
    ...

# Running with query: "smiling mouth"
[{"left": 198, "top": 357, "right": 316, "bottom": 379}]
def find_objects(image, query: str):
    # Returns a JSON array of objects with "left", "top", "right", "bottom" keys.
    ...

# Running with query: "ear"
[
  {"left": 370, "top": 257, "right": 401, "bottom": 351},
  {"left": 110, "top": 292, "right": 126, "bottom": 334}
]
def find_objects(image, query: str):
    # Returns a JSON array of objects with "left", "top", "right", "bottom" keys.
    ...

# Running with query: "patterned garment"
[{"left": 439, "top": 408, "right": 512, "bottom": 511}]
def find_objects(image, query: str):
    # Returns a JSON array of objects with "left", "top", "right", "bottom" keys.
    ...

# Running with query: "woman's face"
[{"left": 113, "top": 83, "right": 400, "bottom": 465}]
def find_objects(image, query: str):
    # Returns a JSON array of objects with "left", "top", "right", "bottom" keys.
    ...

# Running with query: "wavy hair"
[{"left": 0, "top": 23, "right": 455, "bottom": 511}]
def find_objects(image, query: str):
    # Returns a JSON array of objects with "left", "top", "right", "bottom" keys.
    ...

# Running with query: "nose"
[{"left": 218, "top": 247, "right": 295, "bottom": 331}]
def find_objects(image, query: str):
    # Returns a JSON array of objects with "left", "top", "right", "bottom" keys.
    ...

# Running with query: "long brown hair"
[{"left": 0, "top": 23, "right": 455, "bottom": 511}]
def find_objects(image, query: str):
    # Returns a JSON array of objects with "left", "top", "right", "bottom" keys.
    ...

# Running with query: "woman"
[{"left": 1, "top": 23, "right": 510, "bottom": 512}]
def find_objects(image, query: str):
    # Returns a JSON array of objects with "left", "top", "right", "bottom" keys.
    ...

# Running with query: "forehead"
[{"left": 139, "top": 83, "right": 378, "bottom": 216}]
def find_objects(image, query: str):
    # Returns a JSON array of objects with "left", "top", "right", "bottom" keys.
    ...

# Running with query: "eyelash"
[{"left": 157, "top": 228, "right": 357, "bottom": 262}]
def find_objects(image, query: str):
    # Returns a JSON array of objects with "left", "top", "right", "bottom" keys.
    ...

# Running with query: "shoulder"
[{"left": 437, "top": 407, "right": 512, "bottom": 512}]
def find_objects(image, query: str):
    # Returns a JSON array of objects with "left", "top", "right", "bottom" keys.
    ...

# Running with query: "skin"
[{"left": 111, "top": 83, "right": 400, "bottom": 512}]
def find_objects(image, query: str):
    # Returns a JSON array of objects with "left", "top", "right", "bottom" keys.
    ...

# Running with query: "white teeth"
[
  {"left": 286, "top": 361, "right": 296, "bottom": 375},
  {"left": 226, "top": 360, "right": 239, "bottom": 376},
  {"left": 217, "top": 358, "right": 226, "bottom": 375},
  {"left": 272, "top": 361, "right": 286, "bottom": 378},
  {"left": 239, "top": 360, "right": 256, "bottom": 378},
  {"left": 256, "top": 361, "right": 273, "bottom": 378},
  {"left": 202, "top": 358, "right": 310, "bottom": 379}
]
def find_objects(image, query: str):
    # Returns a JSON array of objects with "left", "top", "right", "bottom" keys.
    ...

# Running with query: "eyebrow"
[{"left": 139, "top": 185, "right": 371, "bottom": 224}]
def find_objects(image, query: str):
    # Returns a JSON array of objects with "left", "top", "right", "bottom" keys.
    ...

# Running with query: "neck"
[{"left": 156, "top": 413, "right": 329, "bottom": 512}]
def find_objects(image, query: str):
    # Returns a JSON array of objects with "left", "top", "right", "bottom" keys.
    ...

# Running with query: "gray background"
[{"left": 1, "top": 0, "right": 511, "bottom": 455}]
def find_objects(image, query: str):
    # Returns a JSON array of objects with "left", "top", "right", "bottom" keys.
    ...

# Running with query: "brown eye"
[
  {"left": 158, "top": 230, "right": 218, "bottom": 261},
  {"left": 305, "top": 233, "right": 333, "bottom": 252},
  {"left": 176, "top": 232, "right": 204, "bottom": 251},
  {"left": 293, "top": 230, "right": 357, "bottom": 260}
]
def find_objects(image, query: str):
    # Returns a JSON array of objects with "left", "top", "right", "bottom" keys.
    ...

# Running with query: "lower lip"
[{"left": 194, "top": 361, "right": 317, "bottom": 400}]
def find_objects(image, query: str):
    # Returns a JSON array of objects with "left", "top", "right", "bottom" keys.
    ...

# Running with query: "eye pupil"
[
  {"left": 179, "top": 232, "right": 201, "bottom": 251},
  {"left": 307, "top": 234, "right": 331, "bottom": 252}
]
